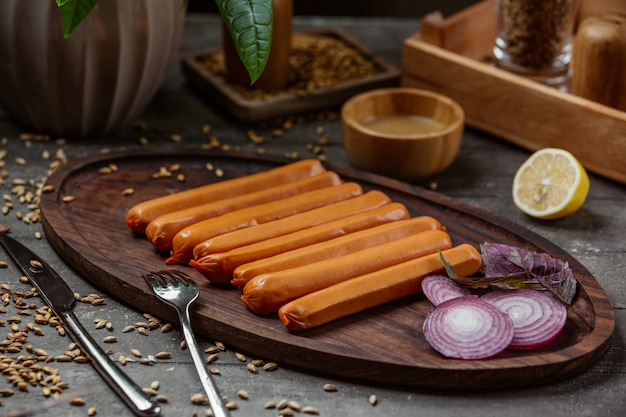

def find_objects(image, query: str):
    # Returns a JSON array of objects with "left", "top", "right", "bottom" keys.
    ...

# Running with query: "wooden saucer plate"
[{"left": 39, "top": 149, "right": 614, "bottom": 389}]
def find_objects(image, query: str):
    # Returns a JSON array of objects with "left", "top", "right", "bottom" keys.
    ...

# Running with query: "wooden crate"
[{"left": 402, "top": 0, "right": 626, "bottom": 185}]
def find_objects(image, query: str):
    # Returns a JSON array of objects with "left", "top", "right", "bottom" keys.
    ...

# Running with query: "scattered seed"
[
  {"left": 102, "top": 336, "right": 117, "bottom": 343},
  {"left": 225, "top": 401, "right": 238, "bottom": 410},
  {"left": 62, "top": 195, "right": 76, "bottom": 202},
  {"left": 88, "top": 406, "right": 97, "bottom": 416},
  {"left": 369, "top": 394, "right": 378, "bottom": 405},
  {"left": 288, "top": 401, "right": 300, "bottom": 411},
  {"left": 122, "top": 188, "right": 134, "bottom": 196},
  {"left": 151, "top": 167, "right": 172, "bottom": 179},
  {"left": 205, "top": 345, "right": 220, "bottom": 354},
  {"left": 131, "top": 348, "right": 142, "bottom": 357},
  {"left": 237, "top": 389, "right": 248, "bottom": 400},
  {"left": 143, "top": 388, "right": 158, "bottom": 397},
  {"left": 278, "top": 408, "right": 294, "bottom": 416},
  {"left": 155, "top": 351, "right": 171, "bottom": 360},
  {"left": 95, "top": 319, "right": 108, "bottom": 329},
  {"left": 263, "top": 362, "right": 278, "bottom": 371},
  {"left": 246, "top": 362, "right": 258, "bottom": 374},
  {"left": 209, "top": 367, "right": 220, "bottom": 375},
  {"left": 323, "top": 383, "right": 337, "bottom": 392},
  {"left": 191, "top": 393, "right": 208, "bottom": 405},
  {"left": 264, "top": 401, "right": 277, "bottom": 409},
  {"left": 303, "top": 406, "right": 320, "bottom": 415},
  {"left": 139, "top": 357, "right": 154, "bottom": 365},
  {"left": 235, "top": 352, "right": 246, "bottom": 362},
  {"left": 0, "top": 388, "right": 14, "bottom": 397},
  {"left": 150, "top": 381, "right": 160, "bottom": 391},
  {"left": 160, "top": 323, "right": 172, "bottom": 333},
  {"left": 33, "top": 347, "right": 47, "bottom": 356},
  {"left": 70, "top": 397, "right": 85, "bottom": 406},
  {"left": 156, "top": 394, "right": 169, "bottom": 403},
  {"left": 29, "top": 259, "right": 44, "bottom": 270},
  {"left": 250, "top": 359, "right": 264, "bottom": 367}
]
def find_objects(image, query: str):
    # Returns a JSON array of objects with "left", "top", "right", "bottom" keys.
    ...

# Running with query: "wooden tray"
[
  {"left": 181, "top": 27, "right": 401, "bottom": 123},
  {"left": 39, "top": 150, "right": 614, "bottom": 389},
  {"left": 402, "top": 0, "right": 626, "bottom": 185}
]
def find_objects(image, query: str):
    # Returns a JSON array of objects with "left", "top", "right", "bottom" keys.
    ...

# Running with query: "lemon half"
[{"left": 512, "top": 148, "right": 589, "bottom": 219}]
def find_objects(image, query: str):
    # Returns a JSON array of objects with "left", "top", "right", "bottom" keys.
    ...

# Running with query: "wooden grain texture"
[
  {"left": 180, "top": 27, "right": 401, "bottom": 123},
  {"left": 39, "top": 150, "right": 614, "bottom": 389},
  {"left": 401, "top": 0, "right": 626, "bottom": 185},
  {"left": 571, "top": 13, "right": 626, "bottom": 111}
]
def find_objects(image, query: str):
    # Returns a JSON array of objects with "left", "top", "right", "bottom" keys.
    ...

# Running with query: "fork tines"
[{"left": 143, "top": 269, "right": 195, "bottom": 287}]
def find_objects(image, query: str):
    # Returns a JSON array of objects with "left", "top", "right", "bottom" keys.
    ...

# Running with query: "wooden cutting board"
[{"left": 39, "top": 150, "right": 614, "bottom": 389}]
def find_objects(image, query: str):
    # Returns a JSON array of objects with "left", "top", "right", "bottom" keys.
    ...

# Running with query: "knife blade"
[{"left": 0, "top": 233, "right": 161, "bottom": 416}]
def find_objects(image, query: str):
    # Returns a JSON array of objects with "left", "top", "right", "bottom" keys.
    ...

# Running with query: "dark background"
[{"left": 188, "top": 0, "right": 481, "bottom": 18}]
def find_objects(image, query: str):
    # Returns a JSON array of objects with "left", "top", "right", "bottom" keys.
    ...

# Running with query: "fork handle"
[
  {"left": 60, "top": 310, "right": 161, "bottom": 416},
  {"left": 178, "top": 307, "right": 231, "bottom": 417}
]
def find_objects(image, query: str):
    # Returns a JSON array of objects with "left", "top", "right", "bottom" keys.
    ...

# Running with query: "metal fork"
[{"left": 143, "top": 270, "right": 230, "bottom": 417}]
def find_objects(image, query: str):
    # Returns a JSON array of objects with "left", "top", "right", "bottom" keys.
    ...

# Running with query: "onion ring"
[
  {"left": 423, "top": 295, "right": 514, "bottom": 360},
  {"left": 481, "top": 289, "right": 567, "bottom": 350},
  {"left": 422, "top": 275, "right": 471, "bottom": 306}
]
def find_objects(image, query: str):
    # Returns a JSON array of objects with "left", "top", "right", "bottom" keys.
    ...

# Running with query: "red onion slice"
[
  {"left": 481, "top": 289, "right": 567, "bottom": 350},
  {"left": 423, "top": 295, "right": 514, "bottom": 360},
  {"left": 422, "top": 275, "right": 471, "bottom": 306}
]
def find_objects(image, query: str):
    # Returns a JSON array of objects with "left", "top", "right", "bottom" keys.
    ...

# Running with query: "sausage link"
[
  {"left": 126, "top": 159, "right": 326, "bottom": 234},
  {"left": 146, "top": 171, "right": 342, "bottom": 251},
  {"left": 191, "top": 203, "right": 411, "bottom": 284},
  {"left": 167, "top": 182, "right": 364, "bottom": 264},
  {"left": 241, "top": 229, "right": 453, "bottom": 315},
  {"left": 231, "top": 215, "right": 442, "bottom": 290},
  {"left": 278, "top": 244, "right": 482, "bottom": 331}
]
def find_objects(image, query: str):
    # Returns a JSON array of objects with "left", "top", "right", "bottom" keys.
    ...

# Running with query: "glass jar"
[{"left": 493, "top": 0, "right": 580, "bottom": 85}]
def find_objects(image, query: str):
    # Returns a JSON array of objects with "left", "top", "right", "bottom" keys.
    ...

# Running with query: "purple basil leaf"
[{"left": 479, "top": 242, "right": 578, "bottom": 305}]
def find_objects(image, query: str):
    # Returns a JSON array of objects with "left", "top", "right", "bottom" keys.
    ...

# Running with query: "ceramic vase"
[{"left": 0, "top": 0, "right": 186, "bottom": 137}]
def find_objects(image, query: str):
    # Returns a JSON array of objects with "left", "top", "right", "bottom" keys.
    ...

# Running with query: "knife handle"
[{"left": 60, "top": 310, "right": 161, "bottom": 416}]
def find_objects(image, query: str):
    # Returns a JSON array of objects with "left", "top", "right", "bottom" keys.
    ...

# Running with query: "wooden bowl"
[{"left": 341, "top": 88, "right": 464, "bottom": 182}]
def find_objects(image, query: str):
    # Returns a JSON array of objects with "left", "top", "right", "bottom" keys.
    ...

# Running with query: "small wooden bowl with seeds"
[{"left": 341, "top": 87, "right": 464, "bottom": 182}]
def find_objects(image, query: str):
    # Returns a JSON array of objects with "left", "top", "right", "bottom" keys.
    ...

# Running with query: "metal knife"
[{"left": 0, "top": 233, "right": 161, "bottom": 416}]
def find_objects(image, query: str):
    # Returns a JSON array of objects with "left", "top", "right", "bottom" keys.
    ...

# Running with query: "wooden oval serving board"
[{"left": 39, "top": 150, "right": 614, "bottom": 389}]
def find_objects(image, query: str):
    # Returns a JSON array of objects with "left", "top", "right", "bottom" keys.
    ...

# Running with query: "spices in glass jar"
[{"left": 493, "top": 0, "right": 580, "bottom": 84}]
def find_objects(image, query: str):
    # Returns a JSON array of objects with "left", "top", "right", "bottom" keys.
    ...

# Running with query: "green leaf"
[
  {"left": 215, "top": 0, "right": 274, "bottom": 84},
  {"left": 56, "top": 0, "right": 99, "bottom": 38}
]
